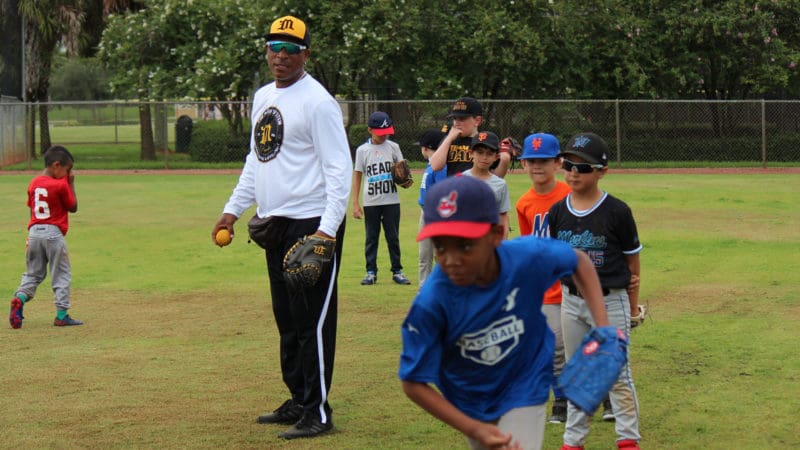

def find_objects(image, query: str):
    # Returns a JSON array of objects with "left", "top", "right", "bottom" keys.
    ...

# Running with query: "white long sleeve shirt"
[{"left": 223, "top": 74, "right": 352, "bottom": 236}]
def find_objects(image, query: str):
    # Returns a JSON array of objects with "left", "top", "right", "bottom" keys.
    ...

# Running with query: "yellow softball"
[{"left": 215, "top": 229, "right": 232, "bottom": 246}]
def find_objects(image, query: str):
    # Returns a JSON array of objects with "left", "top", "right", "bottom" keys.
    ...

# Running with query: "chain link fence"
[
  {"left": 2, "top": 99, "right": 798, "bottom": 168},
  {"left": 0, "top": 96, "right": 26, "bottom": 167}
]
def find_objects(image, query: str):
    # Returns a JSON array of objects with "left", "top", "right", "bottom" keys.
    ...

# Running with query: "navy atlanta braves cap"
[
  {"left": 417, "top": 175, "right": 499, "bottom": 241},
  {"left": 520, "top": 133, "right": 560, "bottom": 159},
  {"left": 367, "top": 111, "right": 395, "bottom": 136},
  {"left": 559, "top": 132, "right": 609, "bottom": 166}
]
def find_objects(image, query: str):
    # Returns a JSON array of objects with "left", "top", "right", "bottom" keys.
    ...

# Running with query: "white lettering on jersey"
[
  {"left": 33, "top": 187, "right": 51, "bottom": 219},
  {"left": 457, "top": 316, "right": 524, "bottom": 366}
]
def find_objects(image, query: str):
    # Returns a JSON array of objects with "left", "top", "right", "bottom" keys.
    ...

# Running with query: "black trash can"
[{"left": 175, "top": 115, "right": 193, "bottom": 153}]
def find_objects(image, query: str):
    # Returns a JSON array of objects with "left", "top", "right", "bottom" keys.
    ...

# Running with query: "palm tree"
[{"left": 16, "top": 0, "right": 143, "bottom": 157}]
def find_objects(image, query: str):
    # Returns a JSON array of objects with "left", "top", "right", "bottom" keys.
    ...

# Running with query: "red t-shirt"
[
  {"left": 515, "top": 180, "right": 571, "bottom": 305},
  {"left": 27, "top": 175, "right": 76, "bottom": 235}
]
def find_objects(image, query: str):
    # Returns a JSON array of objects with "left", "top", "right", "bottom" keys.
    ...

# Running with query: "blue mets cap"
[
  {"left": 417, "top": 175, "right": 499, "bottom": 241},
  {"left": 520, "top": 133, "right": 560, "bottom": 159}
]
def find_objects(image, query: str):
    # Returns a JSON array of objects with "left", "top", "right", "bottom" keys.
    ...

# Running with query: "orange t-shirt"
[{"left": 515, "top": 180, "right": 571, "bottom": 304}]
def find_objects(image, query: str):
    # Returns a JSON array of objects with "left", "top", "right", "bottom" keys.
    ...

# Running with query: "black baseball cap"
[
  {"left": 415, "top": 129, "right": 445, "bottom": 149},
  {"left": 266, "top": 16, "right": 311, "bottom": 47},
  {"left": 559, "top": 132, "right": 609, "bottom": 166},
  {"left": 470, "top": 131, "right": 500, "bottom": 151},
  {"left": 448, "top": 97, "right": 482, "bottom": 118}
]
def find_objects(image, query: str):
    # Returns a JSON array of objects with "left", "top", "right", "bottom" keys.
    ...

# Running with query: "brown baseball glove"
[{"left": 391, "top": 159, "right": 414, "bottom": 189}]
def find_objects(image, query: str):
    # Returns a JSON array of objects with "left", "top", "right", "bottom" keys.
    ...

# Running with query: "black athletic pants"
[{"left": 263, "top": 216, "right": 345, "bottom": 425}]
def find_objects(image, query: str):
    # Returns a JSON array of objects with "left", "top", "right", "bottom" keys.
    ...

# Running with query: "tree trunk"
[
  {"left": 23, "top": 17, "right": 57, "bottom": 154},
  {"left": 138, "top": 100, "right": 156, "bottom": 160},
  {"left": 39, "top": 102, "right": 51, "bottom": 153}
]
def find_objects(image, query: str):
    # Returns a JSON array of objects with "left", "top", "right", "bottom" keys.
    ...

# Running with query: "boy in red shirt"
[{"left": 9, "top": 145, "right": 82, "bottom": 328}]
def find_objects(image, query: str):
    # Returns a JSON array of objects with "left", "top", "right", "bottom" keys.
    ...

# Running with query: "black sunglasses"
[{"left": 563, "top": 160, "right": 604, "bottom": 173}]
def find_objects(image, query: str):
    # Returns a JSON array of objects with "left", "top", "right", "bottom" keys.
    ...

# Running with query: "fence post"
[
  {"left": 615, "top": 99, "right": 621, "bottom": 167},
  {"left": 114, "top": 103, "right": 119, "bottom": 144},
  {"left": 761, "top": 99, "right": 766, "bottom": 168}
]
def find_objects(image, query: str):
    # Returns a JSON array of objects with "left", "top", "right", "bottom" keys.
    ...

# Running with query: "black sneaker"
[
  {"left": 257, "top": 399, "right": 303, "bottom": 424},
  {"left": 602, "top": 398, "right": 615, "bottom": 422},
  {"left": 548, "top": 397, "right": 567, "bottom": 423},
  {"left": 53, "top": 315, "right": 83, "bottom": 326},
  {"left": 279, "top": 413, "right": 333, "bottom": 439}
]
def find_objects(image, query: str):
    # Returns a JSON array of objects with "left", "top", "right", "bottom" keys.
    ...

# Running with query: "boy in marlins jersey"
[
  {"left": 548, "top": 132, "right": 642, "bottom": 450},
  {"left": 399, "top": 175, "right": 614, "bottom": 450}
]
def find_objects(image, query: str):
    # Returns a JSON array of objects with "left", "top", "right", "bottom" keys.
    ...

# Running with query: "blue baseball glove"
[{"left": 557, "top": 326, "right": 628, "bottom": 414}]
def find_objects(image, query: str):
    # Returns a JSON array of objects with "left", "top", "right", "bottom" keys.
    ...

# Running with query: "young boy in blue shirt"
[
  {"left": 416, "top": 129, "right": 447, "bottom": 288},
  {"left": 399, "top": 175, "right": 614, "bottom": 450}
]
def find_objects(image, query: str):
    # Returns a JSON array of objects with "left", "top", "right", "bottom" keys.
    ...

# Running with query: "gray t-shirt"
[
  {"left": 462, "top": 169, "right": 511, "bottom": 214},
  {"left": 354, "top": 139, "right": 404, "bottom": 206}
]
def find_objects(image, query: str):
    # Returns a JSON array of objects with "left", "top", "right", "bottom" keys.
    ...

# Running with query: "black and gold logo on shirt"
[{"left": 254, "top": 107, "right": 284, "bottom": 162}]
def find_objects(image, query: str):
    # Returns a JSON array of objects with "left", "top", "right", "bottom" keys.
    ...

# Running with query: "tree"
[
  {"left": 49, "top": 55, "right": 110, "bottom": 100},
  {"left": 99, "top": 0, "right": 270, "bottom": 141}
]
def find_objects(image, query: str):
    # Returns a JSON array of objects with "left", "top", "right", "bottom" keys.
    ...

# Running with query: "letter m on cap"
[{"left": 277, "top": 18, "right": 295, "bottom": 31}]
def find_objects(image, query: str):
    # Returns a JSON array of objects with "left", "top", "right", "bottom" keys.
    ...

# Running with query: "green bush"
[{"left": 189, "top": 120, "right": 250, "bottom": 163}]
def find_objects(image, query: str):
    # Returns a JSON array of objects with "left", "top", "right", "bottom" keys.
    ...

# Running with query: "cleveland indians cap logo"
[{"left": 437, "top": 191, "right": 458, "bottom": 218}]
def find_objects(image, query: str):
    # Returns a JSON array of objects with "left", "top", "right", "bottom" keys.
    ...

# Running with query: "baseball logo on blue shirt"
[
  {"left": 456, "top": 315, "right": 525, "bottom": 366},
  {"left": 254, "top": 106, "right": 284, "bottom": 162}
]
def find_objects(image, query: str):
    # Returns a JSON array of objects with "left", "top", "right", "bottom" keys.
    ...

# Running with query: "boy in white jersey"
[{"left": 352, "top": 111, "right": 412, "bottom": 285}]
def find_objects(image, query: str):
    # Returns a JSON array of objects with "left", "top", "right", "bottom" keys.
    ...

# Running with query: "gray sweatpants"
[
  {"left": 16, "top": 224, "right": 72, "bottom": 311},
  {"left": 418, "top": 211, "right": 434, "bottom": 287},
  {"left": 561, "top": 287, "right": 640, "bottom": 446},
  {"left": 466, "top": 404, "right": 546, "bottom": 450}
]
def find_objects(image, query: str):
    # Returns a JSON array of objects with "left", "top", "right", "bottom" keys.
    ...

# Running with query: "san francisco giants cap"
[
  {"left": 470, "top": 131, "right": 500, "bottom": 152},
  {"left": 418, "top": 175, "right": 499, "bottom": 241},
  {"left": 559, "top": 132, "right": 609, "bottom": 166},
  {"left": 448, "top": 97, "right": 483, "bottom": 118},
  {"left": 519, "top": 133, "right": 560, "bottom": 159},
  {"left": 266, "top": 16, "right": 310, "bottom": 47}
]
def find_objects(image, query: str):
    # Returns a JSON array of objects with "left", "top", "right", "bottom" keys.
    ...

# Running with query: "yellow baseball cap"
[{"left": 266, "top": 16, "right": 310, "bottom": 47}]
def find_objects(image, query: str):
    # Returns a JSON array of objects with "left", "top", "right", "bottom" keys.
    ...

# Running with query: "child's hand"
[
  {"left": 472, "top": 423, "right": 519, "bottom": 450},
  {"left": 627, "top": 274, "right": 640, "bottom": 293},
  {"left": 447, "top": 124, "right": 463, "bottom": 139},
  {"left": 352, "top": 205, "right": 363, "bottom": 219},
  {"left": 68, "top": 169, "right": 75, "bottom": 184}
]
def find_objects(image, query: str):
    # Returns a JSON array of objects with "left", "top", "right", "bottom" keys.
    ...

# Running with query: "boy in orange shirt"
[{"left": 515, "top": 133, "right": 570, "bottom": 423}]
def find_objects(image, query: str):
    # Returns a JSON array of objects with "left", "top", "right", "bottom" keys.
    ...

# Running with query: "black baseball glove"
[
  {"left": 391, "top": 159, "right": 414, "bottom": 189},
  {"left": 500, "top": 137, "right": 522, "bottom": 158},
  {"left": 283, "top": 235, "right": 336, "bottom": 290}
]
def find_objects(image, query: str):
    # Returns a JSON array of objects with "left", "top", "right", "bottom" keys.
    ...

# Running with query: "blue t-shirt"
[
  {"left": 398, "top": 236, "right": 578, "bottom": 421},
  {"left": 418, "top": 162, "right": 447, "bottom": 207}
]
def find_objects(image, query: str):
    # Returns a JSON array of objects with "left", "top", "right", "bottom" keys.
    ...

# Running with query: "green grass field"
[{"left": 1, "top": 172, "right": 798, "bottom": 449}]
